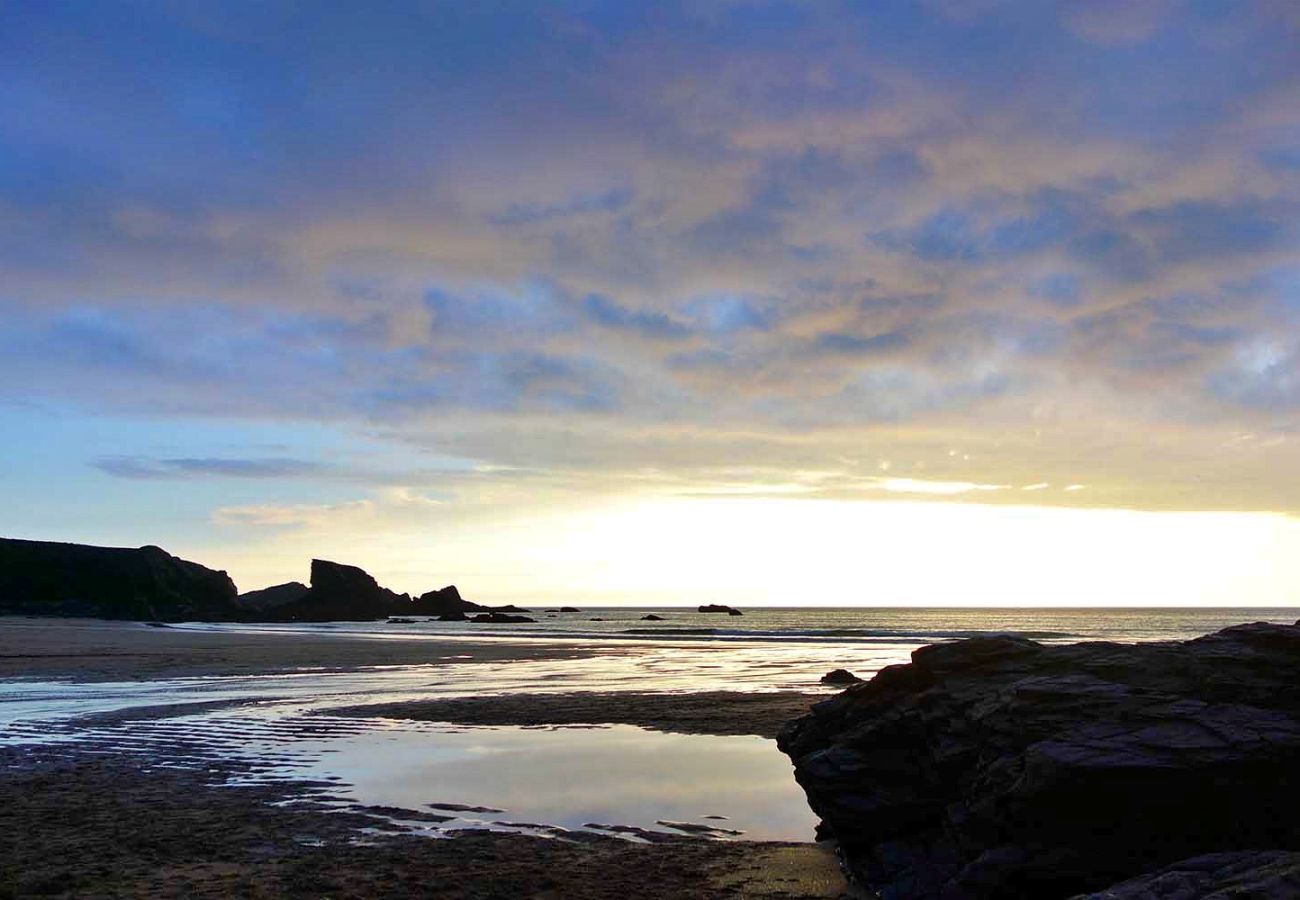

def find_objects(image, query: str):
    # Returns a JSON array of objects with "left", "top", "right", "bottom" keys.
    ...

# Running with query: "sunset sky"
[{"left": 3, "top": 1, "right": 1300, "bottom": 605}]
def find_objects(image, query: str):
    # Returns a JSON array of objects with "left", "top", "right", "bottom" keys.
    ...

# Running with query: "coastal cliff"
[
  {"left": 778, "top": 622, "right": 1300, "bottom": 899},
  {"left": 0, "top": 537, "right": 239, "bottom": 622},
  {"left": 0, "top": 537, "right": 487, "bottom": 623}
]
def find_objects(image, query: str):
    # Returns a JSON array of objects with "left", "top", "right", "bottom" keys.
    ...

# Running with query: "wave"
[{"left": 620, "top": 626, "right": 1078, "bottom": 641}]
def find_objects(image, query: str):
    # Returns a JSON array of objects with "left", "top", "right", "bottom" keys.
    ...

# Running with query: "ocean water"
[
  {"left": 3, "top": 607, "right": 1294, "bottom": 844},
  {"left": 199, "top": 605, "right": 1300, "bottom": 645}
]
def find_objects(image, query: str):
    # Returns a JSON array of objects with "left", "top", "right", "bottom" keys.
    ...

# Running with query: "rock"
[
  {"left": 819, "top": 668, "right": 860, "bottom": 685},
  {"left": 777, "top": 623, "right": 1300, "bottom": 899},
  {"left": 494, "top": 604, "right": 532, "bottom": 613},
  {"left": 236, "top": 581, "right": 309, "bottom": 612},
  {"left": 589, "top": 617, "right": 604, "bottom": 621},
  {"left": 641, "top": 614, "right": 666, "bottom": 621},
  {"left": 409, "top": 584, "right": 485, "bottom": 617},
  {"left": 437, "top": 610, "right": 468, "bottom": 622},
  {"left": 469, "top": 613, "right": 536, "bottom": 624},
  {"left": 259, "top": 559, "right": 409, "bottom": 622},
  {"left": 698, "top": 604, "right": 742, "bottom": 615},
  {"left": 0, "top": 537, "right": 240, "bottom": 622},
  {"left": 1075, "top": 850, "right": 1300, "bottom": 899},
  {"left": 560, "top": 606, "right": 580, "bottom": 612}
]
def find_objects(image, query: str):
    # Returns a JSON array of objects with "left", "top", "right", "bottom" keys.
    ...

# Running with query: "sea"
[{"left": 3, "top": 606, "right": 1295, "bottom": 844}]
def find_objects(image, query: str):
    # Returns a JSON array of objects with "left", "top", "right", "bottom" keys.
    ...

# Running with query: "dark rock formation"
[
  {"left": 469, "top": 612, "right": 536, "bottom": 624},
  {"left": 1074, "top": 850, "right": 1300, "bottom": 899},
  {"left": 0, "top": 537, "right": 239, "bottom": 622},
  {"left": 559, "top": 606, "right": 580, "bottom": 612},
  {"left": 778, "top": 623, "right": 1300, "bottom": 899},
  {"left": 494, "top": 604, "right": 532, "bottom": 613},
  {"left": 642, "top": 614, "right": 666, "bottom": 621},
  {"left": 437, "top": 610, "right": 468, "bottom": 622},
  {"left": 409, "top": 584, "right": 485, "bottom": 617},
  {"left": 819, "top": 668, "right": 860, "bottom": 685},
  {"left": 698, "top": 604, "right": 742, "bottom": 615},
  {"left": 236, "top": 581, "right": 309, "bottom": 612},
  {"left": 258, "top": 559, "right": 409, "bottom": 622}
]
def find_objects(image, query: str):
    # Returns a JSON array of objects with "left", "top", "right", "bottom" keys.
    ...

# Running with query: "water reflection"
[{"left": 275, "top": 720, "right": 818, "bottom": 841}]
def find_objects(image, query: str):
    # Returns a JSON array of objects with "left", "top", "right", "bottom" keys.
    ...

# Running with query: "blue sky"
[{"left": 3, "top": 1, "right": 1300, "bottom": 602}]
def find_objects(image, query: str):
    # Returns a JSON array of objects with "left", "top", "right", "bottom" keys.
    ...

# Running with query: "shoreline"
[
  {"left": 0, "top": 618, "right": 851, "bottom": 898},
  {"left": 328, "top": 690, "right": 826, "bottom": 739},
  {"left": 0, "top": 616, "right": 602, "bottom": 682}
]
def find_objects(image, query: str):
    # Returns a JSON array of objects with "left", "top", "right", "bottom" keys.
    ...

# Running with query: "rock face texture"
[
  {"left": 1074, "top": 850, "right": 1300, "bottom": 899},
  {"left": 777, "top": 624, "right": 1300, "bottom": 900},
  {"left": 0, "top": 537, "right": 239, "bottom": 621}
]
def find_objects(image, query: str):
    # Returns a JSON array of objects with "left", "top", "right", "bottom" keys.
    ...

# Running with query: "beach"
[
  {"left": 0, "top": 617, "right": 847, "bottom": 898},
  {"left": 7, "top": 609, "right": 1300, "bottom": 898}
]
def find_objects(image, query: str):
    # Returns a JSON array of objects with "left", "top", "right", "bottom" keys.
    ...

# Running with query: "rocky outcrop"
[
  {"left": 698, "top": 604, "right": 742, "bottom": 615},
  {"left": 410, "top": 585, "right": 485, "bottom": 617},
  {"left": 1074, "top": 850, "right": 1300, "bottom": 899},
  {"left": 236, "top": 581, "right": 309, "bottom": 613},
  {"left": 777, "top": 623, "right": 1300, "bottom": 899},
  {"left": 253, "top": 559, "right": 410, "bottom": 622},
  {"left": 0, "top": 537, "right": 239, "bottom": 622}
]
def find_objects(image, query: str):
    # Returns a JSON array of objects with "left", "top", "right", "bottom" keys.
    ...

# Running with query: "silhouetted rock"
[
  {"left": 0, "top": 537, "right": 239, "bottom": 622},
  {"left": 698, "top": 604, "right": 742, "bottom": 616},
  {"left": 819, "top": 668, "right": 859, "bottom": 685},
  {"left": 236, "top": 581, "right": 309, "bottom": 612},
  {"left": 494, "top": 604, "right": 532, "bottom": 613},
  {"left": 410, "top": 584, "right": 485, "bottom": 617},
  {"left": 469, "top": 612, "right": 535, "bottom": 624},
  {"left": 778, "top": 622, "right": 1300, "bottom": 899},
  {"left": 641, "top": 614, "right": 666, "bottom": 621},
  {"left": 1075, "top": 851, "right": 1300, "bottom": 899},
  {"left": 260, "top": 559, "right": 409, "bottom": 622},
  {"left": 560, "top": 606, "right": 580, "bottom": 612},
  {"left": 437, "top": 610, "right": 468, "bottom": 622}
]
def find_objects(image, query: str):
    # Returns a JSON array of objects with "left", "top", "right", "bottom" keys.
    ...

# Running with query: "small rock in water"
[
  {"left": 698, "top": 604, "right": 743, "bottom": 616},
  {"left": 656, "top": 820, "right": 744, "bottom": 837},
  {"left": 820, "top": 668, "right": 861, "bottom": 685},
  {"left": 641, "top": 614, "right": 666, "bottom": 621},
  {"left": 426, "top": 802, "right": 506, "bottom": 814}
]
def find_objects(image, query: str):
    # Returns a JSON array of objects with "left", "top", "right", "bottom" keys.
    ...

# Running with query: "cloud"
[
  {"left": 93, "top": 456, "right": 330, "bottom": 480},
  {"left": 2, "top": 0, "right": 1300, "bottom": 515}
]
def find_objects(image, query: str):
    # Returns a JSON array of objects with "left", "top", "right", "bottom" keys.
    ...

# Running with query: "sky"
[{"left": 2, "top": 0, "right": 1300, "bottom": 605}]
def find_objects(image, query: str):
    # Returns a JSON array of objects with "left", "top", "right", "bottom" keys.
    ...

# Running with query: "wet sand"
[
  {"left": 330, "top": 691, "right": 825, "bottom": 739},
  {"left": 0, "top": 618, "right": 850, "bottom": 898},
  {"left": 0, "top": 617, "right": 598, "bottom": 681},
  {"left": 0, "top": 745, "right": 849, "bottom": 899}
]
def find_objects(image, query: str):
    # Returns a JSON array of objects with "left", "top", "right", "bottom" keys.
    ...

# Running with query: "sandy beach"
[
  {"left": 0, "top": 617, "right": 601, "bottom": 682},
  {"left": 0, "top": 618, "right": 848, "bottom": 898}
]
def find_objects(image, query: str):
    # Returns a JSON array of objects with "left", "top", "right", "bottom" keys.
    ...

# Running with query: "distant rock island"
[
  {"left": 698, "top": 604, "right": 743, "bottom": 615},
  {"left": 779, "top": 621, "right": 1300, "bottom": 899},
  {"left": 0, "top": 537, "right": 495, "bottom": 623}
]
